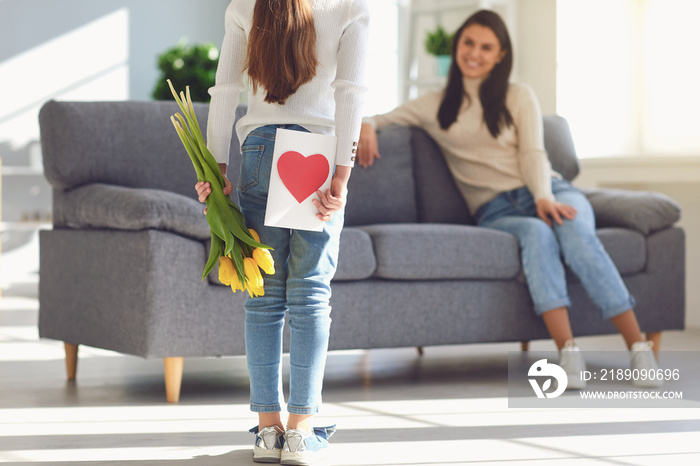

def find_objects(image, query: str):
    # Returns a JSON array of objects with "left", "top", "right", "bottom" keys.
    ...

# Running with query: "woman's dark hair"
[
  {"left": 245, "top": 0, "right": 318, "bottom": 105},
  {"left": 437, "top": 10, "right": 513, "bottom": 137}
]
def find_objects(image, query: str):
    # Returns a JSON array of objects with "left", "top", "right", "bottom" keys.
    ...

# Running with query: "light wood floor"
[{"left": 1, "top": 283, "right": 700, "bottom": 465}]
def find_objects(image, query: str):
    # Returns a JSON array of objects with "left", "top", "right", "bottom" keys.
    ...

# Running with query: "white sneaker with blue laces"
[
  {"left": 250, "top": 425, "right": 285, "bottom": 463},
  {"left": 281, "top": 425, "right": 336, "bottom": 466}
]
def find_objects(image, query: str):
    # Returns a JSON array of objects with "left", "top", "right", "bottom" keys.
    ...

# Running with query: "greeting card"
[{"left": 264, "top": 129, "right": 337, "bottom": 231}]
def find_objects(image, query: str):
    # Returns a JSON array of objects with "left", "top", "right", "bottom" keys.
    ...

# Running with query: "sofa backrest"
[
  {"left": 39, "top": 100, "right": 245, "bottom": 200},
  {"left": 344, "top": 125, "right": 418, "bottom": 226},
  {"left": 543, "top": 114, "right": 580, "bottom": 182}
]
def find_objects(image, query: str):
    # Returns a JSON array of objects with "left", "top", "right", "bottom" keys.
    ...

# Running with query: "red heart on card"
[{"left": 277, "top": 151, "right": 330, "bottom": 203}]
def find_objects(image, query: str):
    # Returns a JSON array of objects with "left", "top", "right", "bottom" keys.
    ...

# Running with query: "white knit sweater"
[
  {"left": 207, "top": 0, "right": 369, "bottom": 167},
  {"left": 364, "top": 78, "right": 556, "bottom": 214}
]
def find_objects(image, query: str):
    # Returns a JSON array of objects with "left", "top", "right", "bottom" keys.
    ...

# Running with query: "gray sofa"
[{"left": 38, "top": 100, "right": 685, "bottom": 402}]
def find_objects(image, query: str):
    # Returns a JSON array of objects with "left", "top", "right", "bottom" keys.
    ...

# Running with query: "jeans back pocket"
[{"left": 239, "top": 144, "right": 265, "bottom": 193}]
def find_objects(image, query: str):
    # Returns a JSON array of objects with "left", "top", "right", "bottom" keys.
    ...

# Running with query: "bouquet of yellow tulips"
[{"left": 167, "top": 80, "right": 274, "bottom": 296}]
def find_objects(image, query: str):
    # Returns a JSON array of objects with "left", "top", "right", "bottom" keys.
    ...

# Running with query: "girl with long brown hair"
[{"left": 198, "top": 0, "right": 369, "bottom": 463}]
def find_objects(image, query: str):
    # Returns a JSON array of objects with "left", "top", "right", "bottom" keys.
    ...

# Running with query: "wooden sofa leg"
[
  {"left": 416, "top": 346, "right": 424, "bottom": 356},
  {"left": 520, "top": 341, "right": 530, "bottom": 352},
  {"left": 164, "top": 357, "right": 184, "bottom": 403},
  {"left": 646, "top": 331, "right": 661, "bottom": 360},
  {"left": 65, "top": 343, "right": 79, "bottom": 380}
]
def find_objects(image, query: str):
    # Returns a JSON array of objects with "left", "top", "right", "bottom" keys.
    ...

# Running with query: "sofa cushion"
[
  {"left": 345, "top": 125, "right": 417, "bottom": 226},
  {"left": 335, "top": 228, "right": 377, "bottom": 281},
  {"left": 596, "top": 228, "right": 647, "bottom": 275},
  {"left": 543, "top": 115, "right": 580, "bottom": 182},
  {"left": 359, "top": 223, "right": 521, "bottom": 280},
  {"left": 54, "top": 183, "right": 210, "bottom": 240},
  {"left": 582, "top": 188, "right": 681, "bottom": 235},
  {"left": 411, "top": 127, "right": 474, "bottom": 225}
]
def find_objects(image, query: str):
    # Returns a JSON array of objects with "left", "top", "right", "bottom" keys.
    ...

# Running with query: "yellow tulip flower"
[
  {"left": 244, "top": 257, "right": 265, "bottom": 297},
  {"left": 230, "top": 271, "right": 245, "bottom": 293},
  {"left": 253, "top": 248, "right": 275, "bottom": 275},
  {"left": 218, "top": 255, "right": 236, "bottom": 286},
  {"left": 249, "top": 229, "right": 260, "bottom": 243}
]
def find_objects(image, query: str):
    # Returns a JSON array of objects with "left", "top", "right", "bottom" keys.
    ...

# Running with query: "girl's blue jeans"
[
  {"left": 474, "top": 178, "right": 635, "bottom": 319},
  {"left": 237, "top": 125, "right": 343, "bottom": 415}
]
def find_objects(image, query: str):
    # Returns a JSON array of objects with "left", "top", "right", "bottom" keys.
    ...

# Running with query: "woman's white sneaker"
[
  {"left": 559, "top": 340, "right": 587, "bottom": 389},
  {"left": 630, "top": 341, "right": 664, "bottom": 388}
]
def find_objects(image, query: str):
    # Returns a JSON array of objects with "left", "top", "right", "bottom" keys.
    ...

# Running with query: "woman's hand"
[
  {"left": 313, "top": 166, "right": 350, "bottom": 222},
  {"left": 536, "top": 198, "right": 577, "bottom": 227},
  {"left": 196, "top": 164, "right": 233, "bottom": 214},
  {"left": 357, "top": 122, "right": 381, "bottom": 168}
]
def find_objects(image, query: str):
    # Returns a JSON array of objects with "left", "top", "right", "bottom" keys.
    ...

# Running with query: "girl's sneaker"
[
  {"left": 250, "top": 425, "right": 285, "bottom": 463},
  {"left": 281, "top": 425, "right": 336, "bottom": 466}
]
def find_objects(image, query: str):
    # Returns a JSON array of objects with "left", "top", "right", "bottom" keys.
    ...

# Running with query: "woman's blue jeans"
[
  {"left": 474, "top": 178, "right": 634, "bottom": 319},
  {"left": 237, "top": 125, "right": 343, "bottom": 415}
]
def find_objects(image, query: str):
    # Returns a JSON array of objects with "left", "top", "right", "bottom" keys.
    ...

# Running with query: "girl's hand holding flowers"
[{"left": 196, "top": 171, "right": 232, "bottom": 215}]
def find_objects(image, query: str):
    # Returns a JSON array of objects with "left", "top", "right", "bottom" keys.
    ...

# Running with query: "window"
[
  {"left": 363, "top": 0, "right": 400, "bottom": 116},
  {"left": 556, "top": 0, "right": 700, "bottom": 158}
]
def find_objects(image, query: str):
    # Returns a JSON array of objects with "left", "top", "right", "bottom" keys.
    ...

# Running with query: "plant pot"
[{"left": 435, "top": 55, "right": 451, "bottom": 77}]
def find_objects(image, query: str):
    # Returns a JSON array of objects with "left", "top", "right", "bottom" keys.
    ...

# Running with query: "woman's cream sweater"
[{"left": 364, "top": 77, "right": 556, "bottom": 214}]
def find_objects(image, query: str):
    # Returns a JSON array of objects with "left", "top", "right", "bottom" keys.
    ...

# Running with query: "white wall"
[
  {"left": 0, "top": 0, "right": 229, "bottom": 163},
  {"left": 515, "top": 0, "right": 557, "bottom": 114},
  {"left": 0, "top": 0, "right": 229, "bottom": 222}
]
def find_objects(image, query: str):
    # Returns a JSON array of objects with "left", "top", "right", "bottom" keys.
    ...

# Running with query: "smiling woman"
[{"left": 453, "top": 24, "right": 506, "bottom": 81}]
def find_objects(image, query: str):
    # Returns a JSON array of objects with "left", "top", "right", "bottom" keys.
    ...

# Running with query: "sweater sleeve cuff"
[
  {"left": 361, "top": 117, "right": 378, "bottom": 129},
  {"left": 335, "top": 135, "right": 358, "bottom": 167},
  {"left": 533, "top": 187, "right": 555, "bottom": 202}
]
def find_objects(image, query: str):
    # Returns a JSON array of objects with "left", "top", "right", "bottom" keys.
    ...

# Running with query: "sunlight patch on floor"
[
  {"left": 2, "top": 399, "right": 699, "bottom": 439},
  {"left": 0, "top": 445, "right": 242, "bottom": 463}
]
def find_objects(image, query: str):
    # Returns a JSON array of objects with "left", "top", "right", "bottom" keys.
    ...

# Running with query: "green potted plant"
[
  {"left": 424, "top": 25, "right": 453, "bottom": 77},
  {"left": 152, "top": 41, "right": 220, "bottom": 103}
]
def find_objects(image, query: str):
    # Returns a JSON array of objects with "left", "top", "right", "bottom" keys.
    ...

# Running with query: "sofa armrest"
[
  {"left": 54, "top": 183, "right": 210, "bottom": 240},
  {"left": 581, "top": 187, "right": 681, "bottom": 235}
]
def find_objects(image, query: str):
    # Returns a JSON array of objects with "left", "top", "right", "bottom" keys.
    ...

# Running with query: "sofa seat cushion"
[
  {"left": 334, "top": 228, "right": 377, "bottom": 281},
  {"left": 359, "top": 224, "right": 521, "bottom": 280},
  {"left": 561, "top": 228, "right": 647, "bottom": 283},
  {"left": 54, "top": 183, "right": 210, "bottom": 240},
  {"left": 595, "top": 228, "right": 647, "bottom": 276}
]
